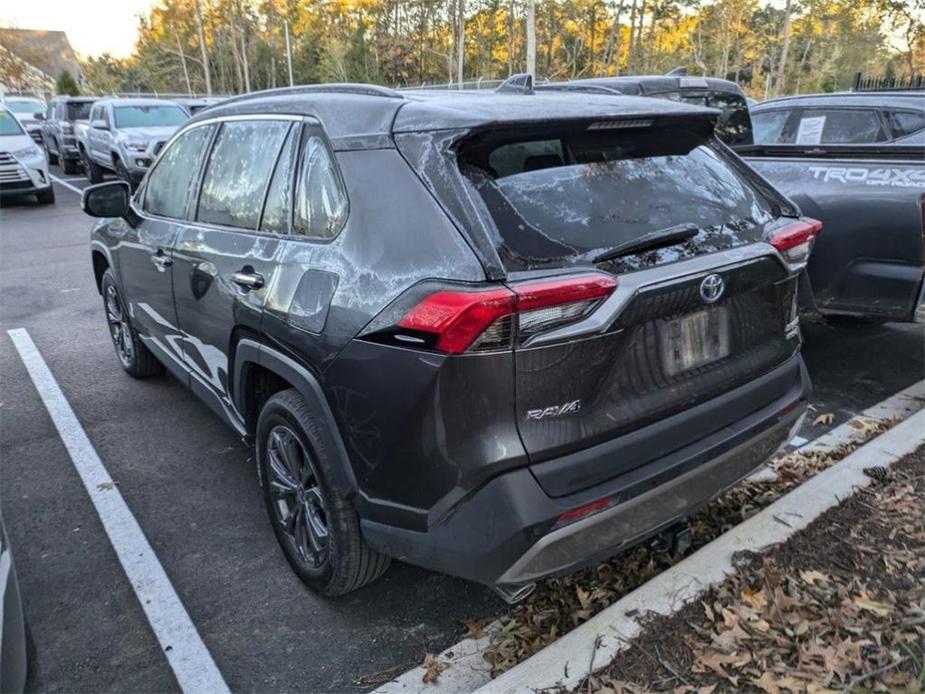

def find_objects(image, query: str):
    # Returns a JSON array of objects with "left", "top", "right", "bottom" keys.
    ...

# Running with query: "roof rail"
[
  {"left": 496, "top": 73, "right": 534, "bottom": 95},
  {"left": 218, "top": 83, "right": 405, "bottom": 108},
  {"left": 536, "top": 83, "right": 622, "bottom": 95}
]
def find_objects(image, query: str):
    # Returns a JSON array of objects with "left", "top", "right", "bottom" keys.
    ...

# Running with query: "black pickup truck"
[{"left": 544, "top": 77, "right": 925, "bottom": 323}]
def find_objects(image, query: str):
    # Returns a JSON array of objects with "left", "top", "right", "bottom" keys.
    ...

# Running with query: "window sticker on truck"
[
  {"left": 808, "top": 166, "right": 925, "bottom": 187},
  {"left": 796, "top": 116, "right": 826, "bottom": 144}
]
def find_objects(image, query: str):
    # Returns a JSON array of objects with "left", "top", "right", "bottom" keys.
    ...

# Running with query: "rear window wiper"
[{"left": 591, "top": 224, "right": 700, "bottom": 264}]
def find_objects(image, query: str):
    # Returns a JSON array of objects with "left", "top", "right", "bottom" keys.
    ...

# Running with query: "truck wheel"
[
  {"left": 45, "top": 139, "right": 59, "bottom": 166},
  {"left": 62, "top": 157, "right": 78, "bottom": 175},
  {"left": 35, "top": 186, "right": 55, "bottom": 205},
  {"left": 257, "top": 389, "right": 390, "bottom": 596},
  {"left": 83, "top": 149, "right": 103, "bottom": 183},
  {"left": 100, "top": 269, "right": 164, "bottom": 378},
  {"left": 114, "top": 158, "right": 136, "bottom": 191}
]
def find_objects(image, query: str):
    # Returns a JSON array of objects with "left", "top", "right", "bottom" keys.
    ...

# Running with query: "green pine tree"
[{"left": 56, "top": 70, "right": 80, "bottom": 96}]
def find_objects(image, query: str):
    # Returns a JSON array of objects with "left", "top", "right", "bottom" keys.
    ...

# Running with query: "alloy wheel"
[
  {"left": 104, "top": 284, "right": 134, "bottom": 367},
  {"left": 266, "top": 425, "right": 329, "bottom": 570}
]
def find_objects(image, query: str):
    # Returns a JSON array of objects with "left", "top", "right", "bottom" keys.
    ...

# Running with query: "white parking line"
[
  {"left": 7, "top": 328, "right": 230, "bottom": 694},
  {"left": 49, "top": 174, "right": 85, "bottom": 195}
]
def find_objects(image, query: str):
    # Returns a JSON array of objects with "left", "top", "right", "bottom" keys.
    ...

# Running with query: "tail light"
[
  {"left": 770, "top": 218, "right": 822, "bottom": 265},
  {"left": 395, "top": 274, "right": 616, "bottom": 354}
]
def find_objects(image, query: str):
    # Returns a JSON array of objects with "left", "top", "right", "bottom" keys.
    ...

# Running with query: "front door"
[
  {"left": 171, "top": 117, "right": 297, "bottom": 430},
  {"left": 117, "top": 123, "right": 215, "bottom": 379}
]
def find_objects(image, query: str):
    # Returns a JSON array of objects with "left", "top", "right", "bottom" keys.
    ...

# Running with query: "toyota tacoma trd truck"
[
  {"left": 77, "top": 98, "right": 189, "bottom": 188},
  {"left": 82, "top": 84, "right": 812, "bottom": 601}
]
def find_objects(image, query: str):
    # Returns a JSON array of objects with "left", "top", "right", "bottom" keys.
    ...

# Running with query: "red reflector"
[
  {"left": 515, "top": 275, "right": 617, "bottom": 310},
  {"left": 770, "top": 218, "right": 823, "bottom": 252},
  {"left": 398, "top": 288, "right": 515, "bottom": 354},
  {"left": 557, "top": 496, "right": 612, "bottom": 524}
]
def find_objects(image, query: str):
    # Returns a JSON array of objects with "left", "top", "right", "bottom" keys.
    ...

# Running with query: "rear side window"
[
  {"left": 887, "top": 110, "right": 925, "bottom": 139},
  {"left": 197, "top": 120, "right": 291, "bottom": 230},
  {"left": 67, "top": 102, "right": 93, "bottom": 121},
  {"left": 795, "top": 109, "right": 886, "bottom": 144},
  {"left": 461, "top": 124, "right": 776, "bottom": 268},
  {"left": 293, "top": 134, "right": 348, "bottom": 239},
  {"left": 661, "top": 91, "right": 753, "bottom": 146},
  {"left": 752, "top": 110, "right": 792, "bottom": 144},
  {"left": 144, "top": 125, "right": 212, "bottom": 219}
]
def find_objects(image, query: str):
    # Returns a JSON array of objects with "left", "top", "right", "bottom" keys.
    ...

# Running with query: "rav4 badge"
[{"left": 526, "top": 400, "right": 582, "bottom": 420}]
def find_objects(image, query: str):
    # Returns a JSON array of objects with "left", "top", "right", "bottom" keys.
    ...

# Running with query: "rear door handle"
[
  {"left": 151, "top": 250, "right": 172, "bottom": 270},
  {"left": 231, "top": 271, "right": 265, "bottom": 290}
]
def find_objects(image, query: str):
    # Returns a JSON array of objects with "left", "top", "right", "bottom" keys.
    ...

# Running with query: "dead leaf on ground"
[
  {"left": 813, "top": 413, "right": 835, "bottom": 426},
  {"left": 421, "top": 653, "right": 448, "bottom": 684}
]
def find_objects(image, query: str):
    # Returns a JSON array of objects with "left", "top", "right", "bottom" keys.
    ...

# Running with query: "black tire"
[
  {"left": 83, "top": 148, "right": 103, "bottom": 183},
  {"left": 35, "top": 186, "right": 55, "bottom": 205},
  {"left": 46, "top": 139, "right": 59, "bottom": 166},
  {"left": 114, "top": 157, "right": 134, "bottom": 189},
  {"left": 62, "top": 157, "right": 78, "bottom": 175},
  {"left": 257, "top": 389, "right": 390, "bottom": 596},
  {"left": 100, "top": 269, "right": 164, "bottom": 378}
]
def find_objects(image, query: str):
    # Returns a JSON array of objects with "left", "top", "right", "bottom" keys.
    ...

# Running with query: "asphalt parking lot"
[{"left": 1, "top": 167, "right": 923, "bottom": 693}]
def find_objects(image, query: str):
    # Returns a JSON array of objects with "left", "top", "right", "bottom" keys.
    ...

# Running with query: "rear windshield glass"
[
  {"left": 460, "top": 123, "right": 776, "bottom": 270},
  {"left": 67, "top": 102, "right": 93, "bottom": 120},
  {"left": 653, "top": 91, "right": 753, "bottom": 146},
  {"left": 114, "top": 105, "right": 188, "bottom": 128}
]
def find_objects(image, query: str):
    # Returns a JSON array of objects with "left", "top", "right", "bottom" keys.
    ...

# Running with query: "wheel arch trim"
[{"left": 233, "top": 339, "right": 358, "bottom": 497}]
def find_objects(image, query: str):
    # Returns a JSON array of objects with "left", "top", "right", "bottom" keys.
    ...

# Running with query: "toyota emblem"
[{"left": 699, "top": 274, "right": 724, "bottom": 303}]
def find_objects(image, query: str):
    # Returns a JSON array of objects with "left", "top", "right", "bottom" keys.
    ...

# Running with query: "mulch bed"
[{"left": 576, "top": 444, "right": 925, "bottom": 693}]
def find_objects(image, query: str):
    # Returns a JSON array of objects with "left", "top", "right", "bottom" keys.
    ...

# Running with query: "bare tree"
[
  {"left": 776, "top": 0, "right": 793, "bottom": 96},
  {"left": 526, "top": 0, "right": 536, "bottom": 76},
  {"left": 194, "top": 0, "right": 212, "bottom": 95}
]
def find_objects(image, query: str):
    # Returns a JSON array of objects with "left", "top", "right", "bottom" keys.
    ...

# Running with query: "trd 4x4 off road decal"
[
  {"left": 808, "top": 166, "right": 925, "bottom": 188},
  {"left": 526, "top": 400, "right": 582, "bottom": 420}
]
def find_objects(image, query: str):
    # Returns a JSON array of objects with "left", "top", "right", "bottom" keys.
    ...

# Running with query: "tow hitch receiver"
[{"left": 651, "top": 522, "right": 694, "bottom": 559}]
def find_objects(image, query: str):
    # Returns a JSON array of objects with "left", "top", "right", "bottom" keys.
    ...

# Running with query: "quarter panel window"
[
  {"left": 260, "top": 125, "right": 298, "bottom": 234},
  {"left": 887, "top": 110, "right": 925, "bottom": 139},
  {"left": 293, "top": 134, "right": 348, "bottom": 239},
  {"left": 144, "top": 125, "right": 212, "bottom": 219},
  {"left": 197, "top": 120, "right": 290, "bottom": 230}
]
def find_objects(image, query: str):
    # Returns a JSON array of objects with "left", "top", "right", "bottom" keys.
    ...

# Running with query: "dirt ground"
[{"left": 577, "top": 445, "right": 925, "bottom": 693}]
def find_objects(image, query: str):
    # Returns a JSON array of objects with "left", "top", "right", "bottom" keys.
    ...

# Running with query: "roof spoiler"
[{"left": 496, "top": 73, "right": 534, "bottom": 95}]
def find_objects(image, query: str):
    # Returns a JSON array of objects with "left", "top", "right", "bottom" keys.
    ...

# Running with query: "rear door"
[
  {"left": 171, "top": 116, "right": 298, "bottom": 430},
  {"left": 456, "top": 119, "right": 799, "bottom": 493}
]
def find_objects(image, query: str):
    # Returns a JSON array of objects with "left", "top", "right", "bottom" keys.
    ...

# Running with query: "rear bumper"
[{"left": 361, "top": 354, "right": 810, "bottom": 587}]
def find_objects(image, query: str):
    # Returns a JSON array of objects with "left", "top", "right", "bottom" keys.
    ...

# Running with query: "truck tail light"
[
  {"left": 770, "top": 218, "right": 823, "bottom": 265},
  {"left": 396, "top": 274, "right": 617, "bottom": 354}
]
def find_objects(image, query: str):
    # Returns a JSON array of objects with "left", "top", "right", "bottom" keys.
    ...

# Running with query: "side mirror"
[
  {"left": 91, "top": 119, "right": 109, "bottom": 130},
  {"left": 34, "top": 113, "right": 46, "bottom": 121},
  {"left": 82, "top": 181, "right": 131, "bottom": 218}
]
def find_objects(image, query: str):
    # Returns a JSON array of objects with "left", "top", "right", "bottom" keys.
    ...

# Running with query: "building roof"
[{"left": 0, "top": 28, "right": 81, "bottom": 83}]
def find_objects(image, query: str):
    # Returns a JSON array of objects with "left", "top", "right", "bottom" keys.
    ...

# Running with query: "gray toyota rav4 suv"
[{"left": 82, "top": 83, "right": 814, "bottom": 601}]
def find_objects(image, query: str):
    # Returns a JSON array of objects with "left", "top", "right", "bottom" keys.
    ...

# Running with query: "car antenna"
[
  {"left": 496, "top": 73, "right": 534, "bottom": 95},
  {"left": 665, "top": 66, "right": 688, "bottom": 76}
]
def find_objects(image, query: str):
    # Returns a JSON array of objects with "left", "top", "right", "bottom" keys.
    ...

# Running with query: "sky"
[{"left": 0, "top": 0, "right": 153, "bottom": 58}]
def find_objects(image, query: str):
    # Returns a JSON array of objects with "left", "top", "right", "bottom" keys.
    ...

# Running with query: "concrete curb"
[{"left": 478, "top": 408, "right": 925, "bottom": 694}]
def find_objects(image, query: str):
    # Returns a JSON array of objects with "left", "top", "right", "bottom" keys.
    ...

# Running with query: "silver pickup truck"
[
  {"left": 546, "top": 76, "right": 925, "bottom": 323},
  {"left": 77, "top": 98, "right": 189, "bottom": 188}
]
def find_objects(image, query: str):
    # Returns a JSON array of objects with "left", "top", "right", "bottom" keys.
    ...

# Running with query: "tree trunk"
[
  {"left": 526, "top": 0, "right": 536, "bottom": 76},
  {"left": 626, "top": 0, "right": 638, "bottom": 73},
  {"left": 194, "top": 0, "right": 212, "bottom": 95},
  {"left": 456, "top": 0, "right": 465, "bottom": 87},
  {"left": 776, "top": 0, "right": 792, "bottom": 96},
  {"left": 175, "top": 33, "right": 192, "bottom": 95}
]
